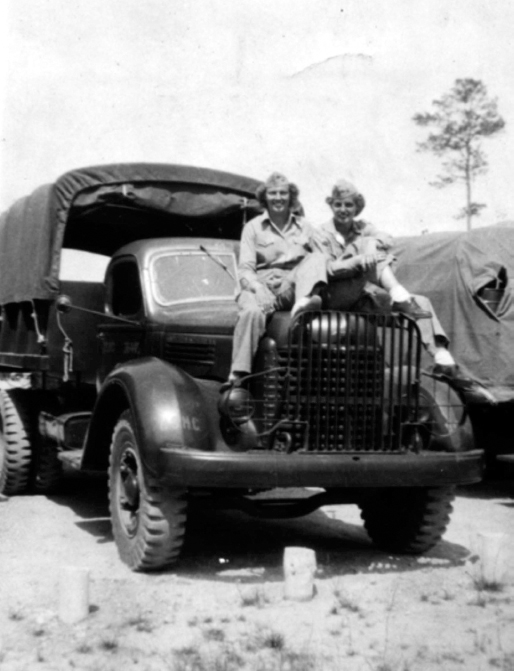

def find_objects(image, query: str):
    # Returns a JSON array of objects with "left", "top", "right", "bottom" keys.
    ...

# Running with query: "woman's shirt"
[
  {"left": 315, "top": 218, "right": 393, "bottom": 278},
  {"left": 238, "top": 211, "right": 318, "bottom": 290}
]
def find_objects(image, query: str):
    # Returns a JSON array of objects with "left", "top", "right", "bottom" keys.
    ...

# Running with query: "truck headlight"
[{"left": 218, "top": 385, "right": 255, "bottom": 426}]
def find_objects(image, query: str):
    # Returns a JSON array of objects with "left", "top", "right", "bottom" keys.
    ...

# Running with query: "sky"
[{"left": 1, "top": 0, "right": 514, "bottom": 237}]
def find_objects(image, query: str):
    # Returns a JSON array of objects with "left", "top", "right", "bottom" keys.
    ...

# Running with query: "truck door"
[{"left": 98, "top": 257, "right": 145, "bottom": 384}]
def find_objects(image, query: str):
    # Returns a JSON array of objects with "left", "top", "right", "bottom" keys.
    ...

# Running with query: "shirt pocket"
[
  {"left": 255, "top": 231, "right": 275, "bottom": 248},
  {"left": 292, "top": 232, "right": 311, "bottom": 250},
  {"left": 255, "top": 233, "right": 277, "bottom": 265}
]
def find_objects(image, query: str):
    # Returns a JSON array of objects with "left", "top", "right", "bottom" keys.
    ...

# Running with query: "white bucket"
[
  {"left": 476, "top": 532, "right": 507, "bottom": 584},
  {"left": 283, "top": 547, "right": 317, "bottom": 601},
  {"left": 58, "top": 566, "right": 90, "bottom": 624}
]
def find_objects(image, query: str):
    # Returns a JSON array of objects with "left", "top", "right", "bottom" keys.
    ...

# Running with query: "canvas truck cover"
[
  {"left": 394, "top": 221, "right": 514, "bottom": 399},
  {"left": 0, "top": 163, "right": 261, "bottom": 305}
]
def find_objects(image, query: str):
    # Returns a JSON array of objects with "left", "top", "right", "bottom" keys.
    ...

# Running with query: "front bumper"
[{"left": 158, "top": 448, "right": 484, "bottom": 489}]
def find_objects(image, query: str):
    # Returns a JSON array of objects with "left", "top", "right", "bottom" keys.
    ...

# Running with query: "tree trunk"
[{"left": 465, "top": 150, "right": 472, "bottom": 232}]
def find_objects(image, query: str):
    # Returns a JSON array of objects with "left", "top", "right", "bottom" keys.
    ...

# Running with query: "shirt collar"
[
  {"left": 263, "top": 211, "right": 301, "bottom": 232},
  {"left": 327, "top": 218, "right": 361, "bottom": 237}
]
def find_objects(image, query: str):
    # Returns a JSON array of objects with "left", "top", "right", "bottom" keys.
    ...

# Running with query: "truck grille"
[
  {"left": 258, "top": 312, "right": 422, "bottom": 454},
  {"left": 164, "top": 339, "right": 215, "bottom": 373}
]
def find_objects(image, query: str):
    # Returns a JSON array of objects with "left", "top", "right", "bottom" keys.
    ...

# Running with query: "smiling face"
[
  {"left": 329, "top": 197, "right": 358, "bottom": 226},
  {"left": 265, "top": 185, "right": 291, "bottom": 216}
]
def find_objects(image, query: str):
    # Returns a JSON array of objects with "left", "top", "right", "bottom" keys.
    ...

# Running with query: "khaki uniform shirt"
[
  {"left": 238, "top": 211, "right": 318, "bottom": 291},
  {"left": 315, "top": 218, "right": 393, "bottom": 278}
]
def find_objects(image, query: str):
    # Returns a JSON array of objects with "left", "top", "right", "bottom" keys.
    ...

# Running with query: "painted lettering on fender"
[{"left": 182, "top": 415, "right": 201, "bottom": 431}]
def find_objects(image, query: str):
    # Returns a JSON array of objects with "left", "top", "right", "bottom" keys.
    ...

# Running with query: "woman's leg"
[
  {"left": 275, "top": 252, "right": 327, "bottom": 315},
  {"left": 229, "top": 290, "right": 268, "bottom": 378},
  {"left": 376, "top": 262, "right": 431, "bottom": 319}
]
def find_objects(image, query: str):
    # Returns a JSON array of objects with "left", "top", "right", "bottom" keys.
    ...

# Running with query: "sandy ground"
[{"left": 0, "top": 470, "right": 513, "bottom": 671}]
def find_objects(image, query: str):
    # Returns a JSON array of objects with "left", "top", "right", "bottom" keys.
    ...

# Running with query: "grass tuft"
[
  {"left": 172, "top": 644, "right": 244, "bottom": 671},
  {"left": 8, "top": 608, "right": 24, "bottom": 621},
  {"left": 330, "top": 588, "right": 362, "bottom": 615},
  {"left": 473, "top": 576, "right": 505, "bottom": 593},
  {"left": 203, "top": 627, "right": 225, "bottom": 643},
  {"left": 125, "top": 613, "right": 155, "bottom": 632},
  {"left": 261, "top": 631, "right": 285, "bottom": 651},
  {"left": 279, "top": 650, "right": 317, "bottom": 671},
  {"left": 98, "top": 636, "right": 119, "bottom": 652},
  {"left": 239, "top": 587, "right": 269, "bottom": 608}
]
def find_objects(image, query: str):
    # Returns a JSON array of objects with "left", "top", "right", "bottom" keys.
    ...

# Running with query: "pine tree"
[{"left": 413, "top": 79, "right": 505, "bottom": 230}]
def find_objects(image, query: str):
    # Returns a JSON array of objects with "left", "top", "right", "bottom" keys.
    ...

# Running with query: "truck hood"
[{"left": 153, "top": 299, "right": 238, "bottom": 335}]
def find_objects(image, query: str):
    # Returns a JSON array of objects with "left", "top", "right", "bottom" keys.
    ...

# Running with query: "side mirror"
[{"left": 56, "top": 295, "right": 72, "bottom": 314}]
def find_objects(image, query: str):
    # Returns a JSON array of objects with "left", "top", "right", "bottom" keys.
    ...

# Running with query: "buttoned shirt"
[
  {"left": 315, "top": 218, "right": 393, "bottom": 278},
  {"left": 238, "top": 211, "right": 318, "bottom": 290}
]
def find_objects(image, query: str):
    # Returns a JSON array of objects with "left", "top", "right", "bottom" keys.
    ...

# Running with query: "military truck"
[
  {"left": 0, "top": 163, "right": 483, "bottom": 571},
  {"left": 394, "top": 225, "right": 514, "bottom": 468}
]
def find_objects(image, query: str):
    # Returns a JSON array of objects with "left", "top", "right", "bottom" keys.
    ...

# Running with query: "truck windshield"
[{"left": 150, "top": 251, "right": 238, "bottom": 305}]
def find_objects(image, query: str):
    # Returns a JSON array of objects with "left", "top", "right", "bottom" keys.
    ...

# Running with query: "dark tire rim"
[{"left": 117, "top": 443, "right": 141, "bottom": 537}]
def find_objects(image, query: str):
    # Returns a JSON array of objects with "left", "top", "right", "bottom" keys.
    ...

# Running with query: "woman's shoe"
[
  {"left": 391, "top": 298, "right": 431, "bottom": 320},
  {"left": 291, "top": 295, "right": 322, "bottom": 319},
  {"left": 432, "top": 364, "right": 496, "bottom": 404}
]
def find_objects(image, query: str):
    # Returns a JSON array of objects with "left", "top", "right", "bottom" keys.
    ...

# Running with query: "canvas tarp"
[
  {"left": 0, "top": 163, "right": 261, "bottom": 305},
  {"left": 394, "top": 222, "right": 514, "bottom": 397}
]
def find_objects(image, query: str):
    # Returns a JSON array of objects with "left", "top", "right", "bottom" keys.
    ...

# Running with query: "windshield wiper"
[{"left": 199, "top": 245, "right": 236, "bottom": 281}]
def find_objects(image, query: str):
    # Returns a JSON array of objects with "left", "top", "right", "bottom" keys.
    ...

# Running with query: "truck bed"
[{"left": 0, "top": 281, "right": 104, "bottom": 384}]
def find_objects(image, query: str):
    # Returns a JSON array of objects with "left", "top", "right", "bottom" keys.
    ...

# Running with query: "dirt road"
[{"left": 0, "top": 471, "right": 513, "bottom": 671}]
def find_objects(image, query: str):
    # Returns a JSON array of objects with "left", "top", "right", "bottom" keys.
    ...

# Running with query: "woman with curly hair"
[
  {"left": 225, "top": 172, "right": 327, "bottom": 387},
  {"left": 315, "top": 179, "right": 494, "bottom": 403}
]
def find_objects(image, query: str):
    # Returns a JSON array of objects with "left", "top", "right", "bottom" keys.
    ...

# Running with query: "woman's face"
[
  {"left": 330, "top": 198, "right": 358, "bottom": 225},
  {"left": 265, "top": 186, "right": 290, "bottom": 215}
]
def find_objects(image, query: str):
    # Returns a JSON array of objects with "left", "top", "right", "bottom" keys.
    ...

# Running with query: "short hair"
[{"left": 326, "top": 179, "right": 366, "bottom": 216}]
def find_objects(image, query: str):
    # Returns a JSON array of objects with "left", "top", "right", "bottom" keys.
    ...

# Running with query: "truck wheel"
[
  {"left": 0, "top": 433, "right": 7, "bottom": 493},
  {"left": 109, "top": 411, "right": 188, "bottom": 571},
  {"left": 359, "top": 486, "right": 455, "bottom": 554},
  {"left": 0, "top": 389, "right": 33, "bottom": 495}
]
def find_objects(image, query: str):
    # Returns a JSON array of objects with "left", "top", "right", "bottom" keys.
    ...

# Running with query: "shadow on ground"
[
  {"left": 48, "top": 469, "right": 471, "bottom": 581},
  {"left": 458, "top": 476, "right": 514, "bottom": 504},
  {"left": 175, "top": 505, "right": 470, "bottom": 582},
  {"left": 50, "top": 469, "right": 111, "bottom": 543}
]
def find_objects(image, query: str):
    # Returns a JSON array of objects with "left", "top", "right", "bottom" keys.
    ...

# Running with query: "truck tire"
[
  {"left": 0, "top": 389, "right": 33, "bottom": 495},
  {"left": 109, "top": 411, "right": 188, "bottom": 571},
  {"left": 359, "top": 486, "right": 455, "bottom": 554},
  {"left": 0, "top": 433, "right": 7, "bottom": 493}
]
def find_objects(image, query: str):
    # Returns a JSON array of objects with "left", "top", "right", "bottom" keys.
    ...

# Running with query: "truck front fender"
[{"left": 82, "top": 357, "right": 217, "bottom": 475}]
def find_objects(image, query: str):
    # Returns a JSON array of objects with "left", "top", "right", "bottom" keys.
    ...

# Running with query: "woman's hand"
[
  {"left": 254, "top": 284, "right": 276, "bottom": 315},
  {"left": 358, "top": 252, "right": 381, "bottom": 271}
]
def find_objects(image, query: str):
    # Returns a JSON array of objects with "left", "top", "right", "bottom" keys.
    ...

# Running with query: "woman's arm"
[
  {"left": 237, "top": 221, "right": 261, "bottom": 291},
  {"left": 358, "top": 220, "right": 393, "bottom": 250}
]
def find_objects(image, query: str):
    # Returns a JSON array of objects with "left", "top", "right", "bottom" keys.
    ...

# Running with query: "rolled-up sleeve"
[
  {"left": 311, "top": 226, "right": 360, "bottom": 278},
  {"left": 359, "top": 221, "right": 393, "bottom": 251}
]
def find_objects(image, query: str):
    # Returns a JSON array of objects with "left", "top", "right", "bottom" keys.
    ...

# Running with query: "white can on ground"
[
  {"left": 283, "top": 546, "right": 317, "bottom": 601},
  {"left": 476, "top": 532, "right": 508, "bottom": 585},
  {"left": 58, "top": 566, "right": 90, "bottom": 624}
]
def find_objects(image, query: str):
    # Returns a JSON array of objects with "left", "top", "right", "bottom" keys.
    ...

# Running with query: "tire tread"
[{"left": 108, "top": 413, "right": 188, "bottom": 571}]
